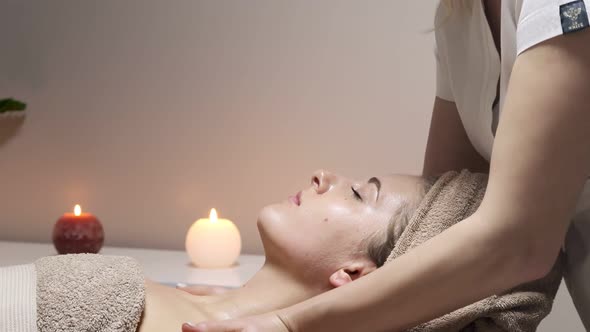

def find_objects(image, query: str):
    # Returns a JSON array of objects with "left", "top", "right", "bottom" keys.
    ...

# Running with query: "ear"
[{"left": 328, "top": 260, "right": 377, "bottom": 288}]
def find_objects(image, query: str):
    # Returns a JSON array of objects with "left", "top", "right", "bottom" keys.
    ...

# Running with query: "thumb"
[
  {"left": 182, "top": 322, "right": 209, "bottom": 332},
  {"left": 182, "top": 321, "right": 242, "bottom": 332}
]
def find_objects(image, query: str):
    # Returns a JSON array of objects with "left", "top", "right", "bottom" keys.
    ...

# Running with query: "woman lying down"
[{"left": 0, "top": 169, "right": 564, "bottom": 332}]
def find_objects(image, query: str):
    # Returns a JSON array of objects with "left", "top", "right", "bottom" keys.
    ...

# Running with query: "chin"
[
  {"left": 256, "top": 203, "right": 298, "bottom": 262},
  {"left": 257, "top": 203, "right": 281, "bottom": 227}
]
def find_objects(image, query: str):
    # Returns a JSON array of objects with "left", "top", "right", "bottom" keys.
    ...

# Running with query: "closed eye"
[{"left": 351, "top": 186, "right": 363, "bottom": 202}]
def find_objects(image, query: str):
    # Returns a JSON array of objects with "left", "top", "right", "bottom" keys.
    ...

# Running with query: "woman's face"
[{"left": 257, "top": 169, "right": 423, "bottom": 286}]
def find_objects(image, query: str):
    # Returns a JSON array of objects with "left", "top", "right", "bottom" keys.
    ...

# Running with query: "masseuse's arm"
[
  {"left": 267, "top": 31, "right": 590, "bottom": 332},
  {"left": 423, "top": 97, "right": 490, "bottom": 176}
]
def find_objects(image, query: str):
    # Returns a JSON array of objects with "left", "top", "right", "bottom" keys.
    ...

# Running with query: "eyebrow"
[{"left": 368, "top": 177, "right": 381, "bottom": 201}]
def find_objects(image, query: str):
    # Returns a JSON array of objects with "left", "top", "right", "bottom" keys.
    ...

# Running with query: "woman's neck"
[{"left": 197, "top": 262, "right": 325, "bottom": 320}]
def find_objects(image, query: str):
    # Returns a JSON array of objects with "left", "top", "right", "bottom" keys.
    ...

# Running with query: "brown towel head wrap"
[{"left": 386, "top": 169, "right": 563, "bottom": 332}]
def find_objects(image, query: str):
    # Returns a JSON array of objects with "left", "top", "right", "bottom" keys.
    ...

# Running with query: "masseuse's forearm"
[{"left": 280, "top": 213, "right": 538, "bottom": 332}]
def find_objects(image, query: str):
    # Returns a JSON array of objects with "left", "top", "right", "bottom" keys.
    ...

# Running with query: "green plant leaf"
[{"left": 0, "top": 98, "right": 27, "bottom": 113}]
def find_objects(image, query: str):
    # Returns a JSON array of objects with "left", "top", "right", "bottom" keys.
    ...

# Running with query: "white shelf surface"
[{"left": 0, "top": 240, "right": 265, "bottom": 288}]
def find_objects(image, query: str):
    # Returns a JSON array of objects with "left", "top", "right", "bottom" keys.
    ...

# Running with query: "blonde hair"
[
  {"left": 435, "top": 0, "right": 472, "bottom": 29},
  {"left": 441, "top": 0, "right": 471, "bottom": 9},
  {"left": 442, "top": 0, "right": 454, "bottom": 8},
  {"left": 365, "top": 175, "right": 439, "bottom": 267}
]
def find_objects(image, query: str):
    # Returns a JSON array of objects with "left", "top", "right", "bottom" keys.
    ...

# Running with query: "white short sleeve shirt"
[{"left": 434, "top": 0, "right": 589, "bottom": 161}]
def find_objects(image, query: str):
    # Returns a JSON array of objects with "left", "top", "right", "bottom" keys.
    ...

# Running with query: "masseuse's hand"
[
  {"left": 182, "top": 312, "right": 291, "bottom": 332},
  {"left": 176, "top": 283, "right": 230, "bottom": 296}
]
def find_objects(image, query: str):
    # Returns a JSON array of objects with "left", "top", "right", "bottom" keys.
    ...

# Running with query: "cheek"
[
  {"left": 321, "top": 204, "right": 372, "bottom": 231},
  {"left": 317, "top": 212, "right": 370, "bottom": 246},
  {"left": 323, "top": 209, "right": 388, "bottom": 248},
  {"left": 323, "top": 203, "right": 358, "bottom": 219},
  {"left": 257, "top": 201, "right": 376, "bottom": 246}
]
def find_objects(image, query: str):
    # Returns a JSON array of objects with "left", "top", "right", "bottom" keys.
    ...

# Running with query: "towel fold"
[
  {"left": 35, "top": 254, "right": 146, "bottom": 332},
  {"left": 386, "top": 169, "right": 563, "bottom": 332}
]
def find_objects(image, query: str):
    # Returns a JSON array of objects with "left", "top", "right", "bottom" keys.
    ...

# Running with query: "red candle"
[{"left": 52, "top": 204, "right": 104, "bottom": 254}]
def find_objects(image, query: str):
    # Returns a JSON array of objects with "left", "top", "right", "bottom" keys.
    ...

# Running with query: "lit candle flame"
[
  {"left": 74, "top": 204, "right": 82, "bottom": 216},
  {"left": 209, "top": 208, "right": 218, "bottom": 223}
]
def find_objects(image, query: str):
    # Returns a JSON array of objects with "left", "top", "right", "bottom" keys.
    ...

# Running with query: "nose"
[{"left": 311, "top": 169, "right": 336, "bottom": 194}]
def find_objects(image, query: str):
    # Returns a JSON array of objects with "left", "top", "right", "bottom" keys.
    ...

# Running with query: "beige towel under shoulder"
[
  {"left": 386, "top": 169, "right": 563, "bottom": 332},
  {"left": 0, "top": 264, "right": 37, "bottom": 332},
  {"left": 35, "top": 254, "right": 145, "bottom": 332}
]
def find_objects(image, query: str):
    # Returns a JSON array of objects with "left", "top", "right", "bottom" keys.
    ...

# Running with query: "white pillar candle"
[{"left": 185, "top": 208, "right": 242, "bottom": 268}]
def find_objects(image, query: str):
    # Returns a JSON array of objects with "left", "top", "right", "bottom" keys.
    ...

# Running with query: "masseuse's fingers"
[
  {"left": 183, "top": 321, "right": 266, "bottom": 332},
  {"left": 182, "top": 321, "right": 244, "bottom": 332},
  {"left": 176, "top": 283, "right": 230, "bottom": 296},
  {"left": 182, "top": 312, "right": 290, "bottom": 332},
  {"left": 182, "top": 321, "right": 251, "bottom": 332}
]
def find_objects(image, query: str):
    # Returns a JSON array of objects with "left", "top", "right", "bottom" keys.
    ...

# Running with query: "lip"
[{"left": 289, "top": 191, "right": 302, "bottom": 206}]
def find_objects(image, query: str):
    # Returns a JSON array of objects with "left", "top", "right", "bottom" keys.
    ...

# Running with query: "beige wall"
[
  {"left": 0, "top": 1, "right": 583, "bottom": 330},
  {"left": 0, "top": 0, "right": 436, "bottom": 253}
]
